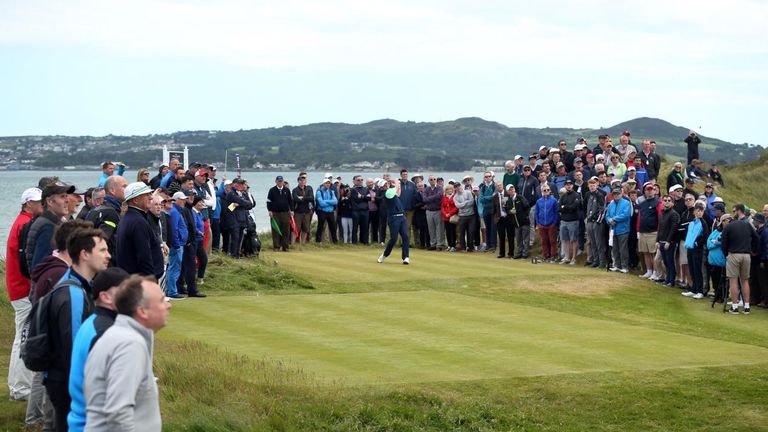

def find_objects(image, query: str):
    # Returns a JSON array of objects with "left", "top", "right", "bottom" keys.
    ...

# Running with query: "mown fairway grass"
[{"left": 3, "top": 242, "right": 768, "bottom": 430}]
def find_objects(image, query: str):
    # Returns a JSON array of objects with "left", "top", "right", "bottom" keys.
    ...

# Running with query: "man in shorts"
[
  {"left": 721, "top": 204, "right": 760, "bottom": 314},
  {"left": 637, "top": 182, "right": 661, "bottom": 279}
]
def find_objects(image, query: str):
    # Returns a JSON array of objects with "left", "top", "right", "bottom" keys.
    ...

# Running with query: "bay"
[{"left": 0, "top": 169, "right": 481, "bottom": 257}]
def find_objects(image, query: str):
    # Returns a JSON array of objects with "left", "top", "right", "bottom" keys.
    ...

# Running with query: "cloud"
[{"left": 1, "top": 0, "right": 766, "bottom": 71}]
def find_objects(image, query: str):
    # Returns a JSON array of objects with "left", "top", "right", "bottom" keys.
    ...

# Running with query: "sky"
[{"left": 1, "top": 0, "right": 766, "bottom": 145}]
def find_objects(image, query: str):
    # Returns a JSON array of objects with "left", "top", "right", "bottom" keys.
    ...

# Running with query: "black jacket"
[
  {"left": 292, "top": 185, "right": 315, "bottom": 213},
  {"left": 116, "top": 206, "right": 159, "bottom": 276},
  {"left": 226, "top": 189, "right": 254, "bottom": 226},
  {"left": 85, "top": 196, "right": 121, "bottom": 267},
  {"left": 558, "top": 190, "right": 582, "bottom": 222},
  {"left": 657, "top": 208, "right": 680, "bottom": 243},
  {"left": 350, "top": 185, "right": 370, "bottom": 211},
  {"left": 721, "top": 218, "right": 760, "bottom": 255},
  {"left": 266, "top": 186, "right": 293, "bottom": 212},
  {"left": 504, "top": 194, "right": 530, "bottom": 227}
]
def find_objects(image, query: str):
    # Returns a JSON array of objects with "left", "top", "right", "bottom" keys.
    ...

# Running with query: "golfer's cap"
[
  {"left": 595, "top": 154, "right": 605, "bottom": 160},
  {"left": 224, "top": 179, "right": 233, "bottom": 185},
  {"left": 323, "top": 178, "right": 332, "bottom": 184},
  {"left": 181, "top": 189, "right": 196, "bottom": 196},
  {"left": 376, "top": 179, "right": 387, "bottom": 187},
  {"left": 523, "top": 165, "right": 532, "bottom": 171},
  {"left": 21, "top": 187, "right": 43, "bottom": 203},
  {"left": 669, "top": 184, "right": 683, "bottom": 193},
  {"left": 514, "top": 154, "right": 523, "bottom": 160},
  {"left": 622, "top": 130, "right": 631, "bottom": 136},
  {"left": 712, "top": 196, "right": 724, "bottom": 203},
  {"left": 643, "top": 182, "right": 654, "bottom": 190},
  {"left": 411, "top": 173, "right": 423, "bottom": 180},
  {"left": 611, "top": 179, "right": 622, "bottom": 186},
  {"left": 753, "top": 214, "right": 766, "bottom": 224},
  {"left": 576, "top": 137, "right": 586, "bottom": 143},
  {"left": 447, "top": 178, "right": 456, "bottom": 184},
  {"left": 556, "top": 162, "right": 565, "bottom": 168},
  {"left": 705, "top": 183, "right": 714, "bottom": 188},
  {"left": 462, "top": 175, "right": 472, "bottom": 181},
  {"left": 63, "top": 182, "right": 87, "bottom": 195},
  {"left": 714, "top": 203, "right": 725, "bottom": 211},
  {"left": 92, "top": 267, "right": 129, "bottom": 300},
  {"left": 538, "top": 145, "right": 548, "bottom": 152},
  {"left": 275, "top": 175, "right": 284, "bottom": 182},
  {"left": 232, "top": 178, "right": 246, "bottom": 184},
  {"left": 194, "top": 169, "right": 207, "bottom": 177},
  {"left": 172, "top": 191, "right": 187, "bottom": 200},
  {"left": 564, "top": 179, "right": 574, "bottom": 184},
  {"left": 549, "top": 148, "right": 560, "bottom": 154},
  {"left": 573, "top": 157, "right": 583, "bottom": 163},
  {"left": 590, "top": 176, "right": 599, "bottom": 182},
  {"left": 627, "top": 165, "right": 636, "bottom": 171},
  {"left": 505, "top": 184, "right": 515, "bottom": 190},
  {"left": 574, "top": 144, "right": 584, "bottom": 151},
  {"left": 472, "top": 185, "right": 480, "bottom": 191}
]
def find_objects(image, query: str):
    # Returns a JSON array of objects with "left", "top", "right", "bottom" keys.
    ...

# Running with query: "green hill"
[{"left": 0, "top": 117, "right": 763, "bottom": 170}]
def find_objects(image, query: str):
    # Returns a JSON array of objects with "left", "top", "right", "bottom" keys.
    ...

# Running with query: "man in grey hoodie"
[{"left": 83, "top": 276, "right": 170, "bottom": 432}]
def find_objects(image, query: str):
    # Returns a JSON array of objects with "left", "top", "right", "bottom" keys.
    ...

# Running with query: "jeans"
[
  {"left": 8, "top": 298, "right": 33, "bottom": 400},
  {"left": 483, "top": 211, "right": 496, "bottom": 249},
  {"left": 661, "top": 242, "right": 678, "bottom": 284},
  {"left": 166, "top": 246, "right": 182, "bottom": 296},
  {"left": 383, "top": 215, "right": 409, "bottom": 259},
  {"left": 351, "top": 210, "right": 369, "bottom": 244},
  {"left": 515, "top": 225, "right": 530, "bottom": 256},
  {"left": 341, "top": 217, "right": 353, "bottom": 243}
]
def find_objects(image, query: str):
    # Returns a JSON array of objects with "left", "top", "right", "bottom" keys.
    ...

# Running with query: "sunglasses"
[{"left": 663, "top": 199, "right": 672, "bottom": 202}]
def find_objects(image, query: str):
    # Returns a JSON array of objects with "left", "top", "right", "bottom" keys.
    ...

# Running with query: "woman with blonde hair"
[{"left": 137, "top": 168, "right": 150, "bottom": 185}]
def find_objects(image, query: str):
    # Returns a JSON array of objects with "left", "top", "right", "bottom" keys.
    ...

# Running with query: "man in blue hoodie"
[{"left": 606, "top": 187, "right": 632, "bottom": 273}]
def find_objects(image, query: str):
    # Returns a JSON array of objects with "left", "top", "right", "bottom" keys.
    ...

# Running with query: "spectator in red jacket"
[{"left": 5, "top": 188, "right": 43, "bottom": 401}]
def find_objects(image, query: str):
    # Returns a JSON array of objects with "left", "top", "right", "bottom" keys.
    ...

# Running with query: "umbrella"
[{"left": 289, "top": 215, "right": 299, "bottom": 237}]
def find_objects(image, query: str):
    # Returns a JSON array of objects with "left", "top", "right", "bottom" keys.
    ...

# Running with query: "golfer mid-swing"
[{"left": 377, "top": 179, "right": 410, "bottom": 264}]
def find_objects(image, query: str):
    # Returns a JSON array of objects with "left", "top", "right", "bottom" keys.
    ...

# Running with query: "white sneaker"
[
  {"left": 640, "top": 270, "right": 652, "bottom": 278},
  {"left": 403, "top": 257, "right": 410, "bottom": 265},
  {"left": 681, "top": 291, "right": 694, "bottom": 297},
  {"left": 692, "top": 293, "right": 704, "bottom": 299},
  {"left": 619, "top": 268, "right": 629, "bottom": 274},
  {"left": 377, "top": 254, "right": 385, "bottom": 263},
  {"left": 609, "top": 267, "right": 619, "bottom": 272},
  {"left": 650, "top": 271, "right": 661, "bottom": 280},
  {"left": 569, "top": 259, "right": 576, "bottom": 265}
]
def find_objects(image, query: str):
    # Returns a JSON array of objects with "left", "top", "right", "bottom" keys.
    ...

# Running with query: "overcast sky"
[{"left": 1, "top": 0, "right": 765, "bottom": 145}]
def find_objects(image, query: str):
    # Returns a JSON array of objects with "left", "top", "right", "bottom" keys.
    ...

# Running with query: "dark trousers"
[
  {"left": 383, "top": 215, "right": 409, "bottom": 259},
  {"left": 496, "top": 217, "right": 514, "bottom": 257},
  {"left": 271, "top": 211, "right": 291, "bottom": 251},
  {"left": 458, "top": 215, "right": 478, "bottom": 251},
  {"left": 661, "top": 242, "right": 677, "bottom": 284},
  {"left": 444, "top": 221, "right": 457, "bottom": 248},
  {"left": 709, "top": 265, "right": 725, "bottom": 300},
  {"left": 315, "top": 211, "right": 338, "bottom": 243},
  {"left": 179, "top": 242, "right": 199, "bottom": 295},
  {"left": 210, "top": 218, "right": 221, "bottom": 251},
  {"left": 483, "top": 211, "right": 496, "bottom": 249},
  {"left": 195, "top": 238, "right": 208, "bottom": 279},
  {"left": 687, "top": 248, "right": 704, "bottom": 294},
  {"left": 352, "top": 210, "right": 369, "bottom": 244},
  {"left": 378, "top": 211, "right": 388, "bottom": 243},
  {"left": 44, "top": 379, "right": 68, "bottom": 432},
  {"left": 221, "top": 226, "right": 231, "bottom": 255},
  {"left": 229, "top": 225, "right": 245, "bottom": 258},
  {"left": 577, "top": 210, "right": 586, "bottom": 251},
  {"left": 369, "top": 210, "right": 379, "bottom": 243},
  {"left": 628, "top": 228, "right": 639, "bottom": 268}
]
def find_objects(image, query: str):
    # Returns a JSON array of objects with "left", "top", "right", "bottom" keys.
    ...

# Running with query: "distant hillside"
[{"left": 0, "top": 117, "right": 763, "bottom": 171}]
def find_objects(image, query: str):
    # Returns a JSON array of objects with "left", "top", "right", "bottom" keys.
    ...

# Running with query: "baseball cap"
[
  {"left": 538, "top": 145, "right": 548, "bottom": 152},
  {"left": 611, "top": 179, "right": 622, "bottom": 186},
  {"left": 472, "top": 185, "right": 480, "bottom": 191},
  {"left": 376, "top": 179, "right": 387, "bottom": 188},
  {"left": 573, "top": 157, "right": 583, "bottom": 163},
  {"left": 172, "top": 191, "right": 187, "bottom": 200},
  {"left": 627, "top": 166, "right": 636, "bottom": 171},
  {"left": 181, "top": 189, "right": 196, "bottom": 196},
  {"left": 669, "top": 184, "right": 683, "bottom": 193},
  {"left": 523, "top": 165, "right": 532, "bottom": 171},
  {"left": 224, "top": 179, "right": 233, "bottom": 186},
  {"left": 713, "top": 203, "right": 725, "bottom": 211},
  {"left": 63, "top": 182, "right": 87, "bottom": 195},
  {"left": 643, "top": 182, "right": 654, "bottom": 190},
  {"left": 194, "top": 169, "right": 208, "bottom": 177},
  {"left": 549, "top": 148, "right": 559, "bottom": 154},
  {"left": 595, "top": 154, "right": 605, "bottom": 160},
  {"left": 514, "top": 154, "right": 523, "bottom": 160},
  {"left": 91, "top": 267, "right": 129, "bottom": 300},
  {"left": 705, "top": 183, "right": 714, "bottom": 188},
  {"left": 41, "top": 181, "right": 76, "bottom": 201},
  {"left": 712, "top": 196, "right": 724, "bottom": 203},
  {"left": 21, "top": 187, "right": 43, "bottom": 204},
  {"left": 124, "top": 182, "right": 152, "bottom": 201},
  {"left": 505, "top": 184, "right": 515, "bottom": 190},
  {"left": 564, "top": 179, "right": 574, "bottom": 184},
  {"left": 576, "top": 137, "right": 586, "bottom": 143},
  {"left": 462, "top": 175, "right": 473, "bottom": 181},
  {"left": 275, "top": 175, "right": 284, "bottom": 182},
  {"left": 529, "top": 153, "right": 538, "bottom": 160},
  {"left": 753, "top": 214, "right": 766, "bottom": 224},
  {"left": 232, "top": 178, "right": 246, "bottom": 184}
]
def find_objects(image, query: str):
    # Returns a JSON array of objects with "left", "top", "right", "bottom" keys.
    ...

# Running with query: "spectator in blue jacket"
[
  {"left": 97, "top": 161, "right": 124, "bottom": 188},
  {"left": 606, "top": 187, "right": 632, "bottom": 272},
  {"left": 166, "top": 192, "right": 188, "bottom": 299},
  {"left": 535, "top": 186, "right": 559, "bottom": 261},
  {"left": 315, "top": 178, "right": 338, "bottom": 243}
]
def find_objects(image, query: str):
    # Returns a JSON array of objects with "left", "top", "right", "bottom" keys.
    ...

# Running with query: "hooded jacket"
[{"left": 30, "top": 254, "right": 69, "bottom": 304}]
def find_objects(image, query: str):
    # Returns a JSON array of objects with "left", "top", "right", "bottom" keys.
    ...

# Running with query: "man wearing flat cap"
[{"left": 267, "top": 175, "right": 293, "bottom": 252}]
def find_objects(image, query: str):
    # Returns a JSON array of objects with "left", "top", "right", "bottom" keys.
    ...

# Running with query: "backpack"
[
  {"left": 17, "top": 216, "right": 38, "bottom": 279},
  {"left": 21, "top": 277, "right": 85, "bottom": 372}
]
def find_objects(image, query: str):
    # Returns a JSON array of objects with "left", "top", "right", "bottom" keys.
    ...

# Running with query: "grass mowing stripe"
[{"left": 167, "top": 291, "right": 768, "bottom": 384}]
